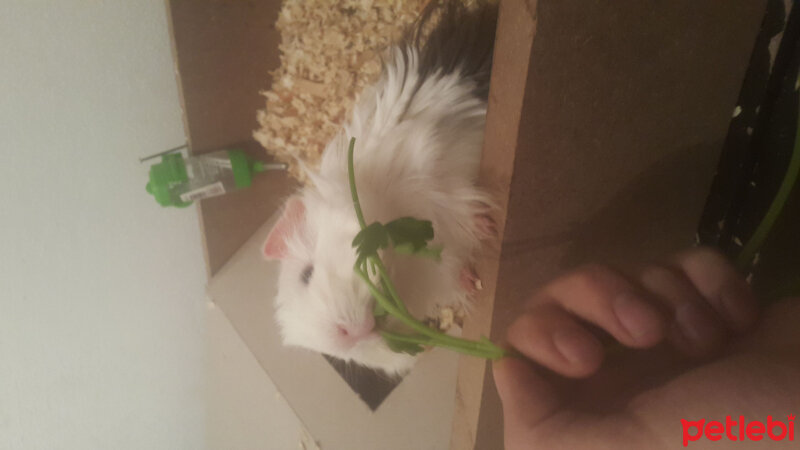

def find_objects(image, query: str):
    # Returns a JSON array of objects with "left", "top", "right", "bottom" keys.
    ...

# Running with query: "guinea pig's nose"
[{"left": 336, "top": 315, "right": 376, "bottom": 342}]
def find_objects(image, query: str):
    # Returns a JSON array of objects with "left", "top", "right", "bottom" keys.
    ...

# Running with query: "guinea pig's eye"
[{"left": 300, "top": 264, "right": 313, "bottom": 285}]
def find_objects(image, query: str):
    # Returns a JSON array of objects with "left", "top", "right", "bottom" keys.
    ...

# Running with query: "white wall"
[{"left": 0, "top": 2, "right": 206, "bottom": 449}]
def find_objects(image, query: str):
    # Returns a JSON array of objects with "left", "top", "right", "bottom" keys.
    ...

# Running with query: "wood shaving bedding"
[
  {"left": 254, "top": 0, "right": 429, "bottom": 182},
  {"left": 423, "top": 305, "right": 466, "bottom": 332}
]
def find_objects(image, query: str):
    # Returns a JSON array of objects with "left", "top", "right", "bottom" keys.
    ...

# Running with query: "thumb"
[{"left": 493, "top": 356, "right": 562, "bottom": 433}]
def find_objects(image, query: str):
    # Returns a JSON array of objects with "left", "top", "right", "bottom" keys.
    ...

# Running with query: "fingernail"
[
  {"left": 675, "top": 302, "right": 718, "bottom": 345},
  {"left": 613, "top": 293, "right": 663, "bottom": 343},
  {"left": 720, "top": 285, "right": 758, "bottom": 330},
  {"left": 553, "top": 329, "right": 601, "bottom": 364}
]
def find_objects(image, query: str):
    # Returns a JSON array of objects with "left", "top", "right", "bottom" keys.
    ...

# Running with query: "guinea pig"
[{"left": 262, "top": 0, "right": 498, "bottom": 376}]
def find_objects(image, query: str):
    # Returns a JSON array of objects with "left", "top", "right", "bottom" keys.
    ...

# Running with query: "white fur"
[{"left": 271, "top": 47, "right": 492, "bottom": 375}]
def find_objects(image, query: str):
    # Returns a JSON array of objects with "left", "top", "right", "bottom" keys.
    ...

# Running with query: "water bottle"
[{"left": 146, "top": 149, "right": 286, "bottom": 208}]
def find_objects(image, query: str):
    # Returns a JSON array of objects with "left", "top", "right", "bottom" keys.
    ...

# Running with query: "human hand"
[{"left": 493, "top": 248, "right": 760, "bottom": 449}]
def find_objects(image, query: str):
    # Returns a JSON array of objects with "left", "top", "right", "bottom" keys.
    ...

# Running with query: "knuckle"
[
  {"left": 678, "top": 248, "right": 740, "bottom": 290},
  {"left": 640, "top": 263, "right": 685, "bottom": 286},
  {"left": 506, "top": 312, "right": 540, "bottom": 345},
  {"left": 680, "top": 246, "right": 730, "bottom": 270},
  {"left": 569, "top": 264, "right": 622, "bottom": 297},
  {"left": 524, "top": 291, "right": 553, "bottom": 308}
]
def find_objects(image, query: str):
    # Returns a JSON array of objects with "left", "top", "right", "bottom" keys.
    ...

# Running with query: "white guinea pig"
[{"left": 262, "top": 1, "right": 498, "bottom": 375}]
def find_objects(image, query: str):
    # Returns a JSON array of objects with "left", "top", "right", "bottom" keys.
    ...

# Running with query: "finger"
[
  {"left": 672, "top": 247, "right": 758, "bottom": 332},
  {"left": 639, "top": 263, "right": 726, "bottom": 357},
  {"left": 506, "top": 307, "right": 605, "bottom": 378},
  {"left": 493, "top": 356, "right": 561, "bottom": 436},
  {"left": 537, "top": 265, "right": 667, "bottom": 348}
]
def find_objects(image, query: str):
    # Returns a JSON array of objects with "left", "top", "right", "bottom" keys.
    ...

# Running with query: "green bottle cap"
[
  {"left": 145, "top": 153, "right": 192, "bottom": 208},
  {"left": 229, "top": 150, "right": 266, "bottom": 189}
]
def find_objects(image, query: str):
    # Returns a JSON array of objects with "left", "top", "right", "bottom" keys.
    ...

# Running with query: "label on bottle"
[
  {"left": 179, "top": 181, "right": 226, "bottom": 203},
  {"left": 205, "top": 157, "right": 233, "bottom": 169}
]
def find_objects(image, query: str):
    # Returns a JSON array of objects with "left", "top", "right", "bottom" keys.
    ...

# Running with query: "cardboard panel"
[
  {"left": 452, "top": 0, "right": 768, "bottom": 448},
  {"left": 167, "top": 0, "right": 297, "bottom": 275},
  {"left": 448, "top": 0, "right": 536, "bottom": 447}
]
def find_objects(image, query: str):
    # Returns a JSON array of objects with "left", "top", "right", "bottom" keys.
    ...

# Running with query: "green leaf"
[
  {"left": 352, "top": 221, "right": 389, "bottom": 266},
  {"left": 384, "top": 217, "right": 441, "bottom": 260},
  {"left": 384, "top": 335, "right": 426, "bottom": 355},
  {"left": 373, "top": 301, "right": 388, "bottom": 317},
  {"left": 385, "top": 217, "right": 433, "bottom": 248},
  {"left": 380, "top": 331, "right": 435, "bottom": 356},
  {"left": 394, "top": 243, "right": 443, "bottom": 261}
]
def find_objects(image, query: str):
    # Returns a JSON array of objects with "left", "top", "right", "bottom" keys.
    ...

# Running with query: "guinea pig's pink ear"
[{"left": 263, "top": 197, "right": 306, "bottom": 260}]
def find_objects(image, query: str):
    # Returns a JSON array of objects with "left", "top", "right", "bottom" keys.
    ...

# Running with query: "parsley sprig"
[{"left": 347, "top": 137, "right": 506, "bottom": 359}]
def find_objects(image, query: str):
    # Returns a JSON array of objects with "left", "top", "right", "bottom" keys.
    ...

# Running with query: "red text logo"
[{"left": 682, "top": 415, "right": 795, "bottom": 447}]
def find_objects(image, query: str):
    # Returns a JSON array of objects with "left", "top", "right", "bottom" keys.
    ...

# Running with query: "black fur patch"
[{"left": 404, "top": 0, "right": 498, "bottom": 100}]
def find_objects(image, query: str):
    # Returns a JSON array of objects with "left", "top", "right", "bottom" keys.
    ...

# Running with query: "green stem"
[
  {"left": 736, "top": 86, "right": 800, "bottom": 269},
  {"left": 380, "top": 330, "right": 503, "bottom": 359},
  {"left": 348, "top": 136, "right": 505, "bottom": 360},
  {"left": 374, "top": 258, "right": 408, "bottom": 314},
  {"left": 347, "top": 137, "right": 368, "bottom": 230},
  {"left": 357, "top": 258, "right": 405, "bottom": 313},
  {"left": 380, "top": 278, "right": 407, "bottom": 313},
  {"left": 356, "top": 265, "right": 505, "bottom": 359}
]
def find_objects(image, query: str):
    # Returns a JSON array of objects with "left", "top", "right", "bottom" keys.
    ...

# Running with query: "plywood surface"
[
  {"left": 167, "top": 0, "right": 297, "bottom": 276},
  {"left": 452, "top": 0, "right": 768, "bottom": 448}
]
